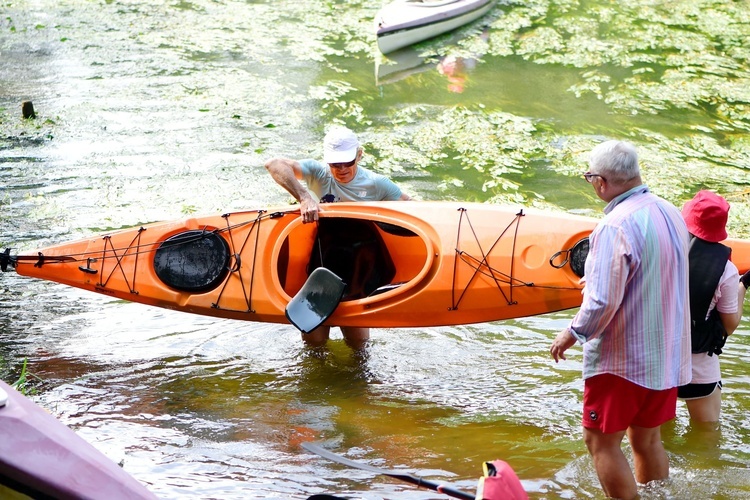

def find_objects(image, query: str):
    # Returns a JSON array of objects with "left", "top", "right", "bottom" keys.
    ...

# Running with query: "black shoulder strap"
[{"left": 688, "top": 238, "right": 731, "bottom": 321}]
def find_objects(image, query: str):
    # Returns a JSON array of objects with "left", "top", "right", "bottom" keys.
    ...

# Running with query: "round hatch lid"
[{"left": 154, "top": 230, "right": 230, "bottom": 292}]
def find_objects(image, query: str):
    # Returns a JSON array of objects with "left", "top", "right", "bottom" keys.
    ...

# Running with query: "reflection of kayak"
[
  {"left": 375, "top": 0, "right": 497, "bottom": 54},
  {"left": 0, "top": 380, "right": 157, "bottom": 499},
  {"left": 3, "top": 202, "right": 749, "bottom": 328}
]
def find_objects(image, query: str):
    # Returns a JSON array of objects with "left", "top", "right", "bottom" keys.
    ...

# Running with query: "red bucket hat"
[{"left": 682, "top": 190, "right": 729, "bottom": 243}]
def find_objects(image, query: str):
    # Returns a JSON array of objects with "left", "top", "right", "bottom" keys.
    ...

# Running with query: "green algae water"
[{"left": 1, "top": 1, "right": 749, "bottom": 498}]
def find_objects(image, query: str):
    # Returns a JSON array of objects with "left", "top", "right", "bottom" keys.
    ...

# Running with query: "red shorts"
[{"left": 583, "top": 373, "right": 677, "bottom": 433}]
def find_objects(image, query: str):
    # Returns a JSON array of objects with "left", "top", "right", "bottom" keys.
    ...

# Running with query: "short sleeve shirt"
[{"left": 299, "top": 159, "right": 402, "bottom": 202}]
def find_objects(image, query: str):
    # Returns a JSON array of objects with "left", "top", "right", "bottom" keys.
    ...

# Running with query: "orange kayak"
[{"left": 3, "top": 201, "right": 749, "bottom": 328}]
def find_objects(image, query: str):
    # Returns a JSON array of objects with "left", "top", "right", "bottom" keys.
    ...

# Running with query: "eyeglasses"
[
  {"left": 328, "top": 159, "right": 356, "bottom": 170},
  {"left": 583, "top": 172, "right": 606, "bottom": 183}
]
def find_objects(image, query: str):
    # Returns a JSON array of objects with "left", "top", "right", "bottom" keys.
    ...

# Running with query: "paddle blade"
[{"left": 285, "top": 267, "right": 346, "bottom": 333}]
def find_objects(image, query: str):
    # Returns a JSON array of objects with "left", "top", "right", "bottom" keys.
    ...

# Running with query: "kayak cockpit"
[{"left": 277, "top": 215, "right": 429, "bottom": 302}]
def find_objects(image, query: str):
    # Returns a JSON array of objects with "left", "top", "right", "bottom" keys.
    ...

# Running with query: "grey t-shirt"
[{"left": 299, "top": 159, "right": 402, "bottom": 202}]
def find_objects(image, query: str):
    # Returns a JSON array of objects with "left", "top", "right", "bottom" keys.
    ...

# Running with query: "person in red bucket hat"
[{"left": 679, "top": 190, "right": 749, "bottom": 423}]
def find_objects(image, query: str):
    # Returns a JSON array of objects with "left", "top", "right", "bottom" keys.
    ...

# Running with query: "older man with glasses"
[
  {"left": 265, "top": 126, "right": 411, "bottom": 348},
  {"left": 549, "top": 140, "right": 692, "bottom": 500}
]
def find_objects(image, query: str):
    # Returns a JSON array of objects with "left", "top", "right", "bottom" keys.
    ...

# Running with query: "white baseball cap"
[{"left": 323, "top": 127, "right": 359, "bottom": 163}]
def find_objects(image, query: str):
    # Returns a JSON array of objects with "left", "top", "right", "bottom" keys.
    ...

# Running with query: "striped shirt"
[{"left": 569, "top": 185, "right": 692, "bottom": 390}]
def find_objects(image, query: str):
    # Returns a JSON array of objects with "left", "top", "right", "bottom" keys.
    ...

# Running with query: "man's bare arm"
[{"left": 264, "top": 157, "right": 320, "bottom": 223}]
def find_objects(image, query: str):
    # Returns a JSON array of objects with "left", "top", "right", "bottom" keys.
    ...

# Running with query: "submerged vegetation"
[
  {"left": 1, "top": 0, "right": 748, "bottom": 234},
  {"left": 300, "top": 0, "right": 750, "bottom": 234}
]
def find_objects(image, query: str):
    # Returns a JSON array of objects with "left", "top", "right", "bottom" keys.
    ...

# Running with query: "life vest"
[{"left": 688, "top": 237, "right": 731, "bottom": 356}]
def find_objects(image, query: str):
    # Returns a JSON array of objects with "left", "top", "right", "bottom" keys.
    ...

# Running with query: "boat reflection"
[
  {"left": 375, "top": 46, "right": 439, "bottom": 86},
  {"left": 375, "top": 29, "right": 489, "bottom": 91},
  {"left": 375, "top": 47, "right": 480, "bottom": 93}
]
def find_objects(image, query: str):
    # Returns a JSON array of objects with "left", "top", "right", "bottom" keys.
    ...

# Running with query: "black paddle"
[
  {"left": 285, "top": 267, "right": 346, "bottom": 333},
  {"left": 301, "top": 442, "right": 475, "bottom": 500}
]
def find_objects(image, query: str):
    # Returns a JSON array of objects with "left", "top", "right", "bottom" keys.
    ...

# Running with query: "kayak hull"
[
  {"left": 0, "top": 381, "right": 156, "bottom": 500},
  {"left": 8, "top": 201, "right": 750, "bottom": 328},
  {"left": 375, "top": 0, "right": 496, "bottom": 54}
]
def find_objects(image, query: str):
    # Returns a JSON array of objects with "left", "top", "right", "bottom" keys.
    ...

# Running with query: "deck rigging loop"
[
  {"left": 549, "top": 237, "right": 588, "bottom": 278},
  {"left": 451, "top": 208, "right": 527, "bottom": 310},
  {"left": 228, "top": 253, "right": 241, "bottom": 273},
  {"left": 212, "top": 210, "right": 270, "bottom": 313},
  {"left": 99, "top": 228, "right": 148, "bottom": 294}
]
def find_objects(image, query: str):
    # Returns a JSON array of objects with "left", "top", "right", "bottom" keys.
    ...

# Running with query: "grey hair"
[{"left": 589, "top": 140, "right": 640, "bottom": 183}]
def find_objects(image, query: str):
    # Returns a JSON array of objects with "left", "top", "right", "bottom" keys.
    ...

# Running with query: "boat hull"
[
  {"left": 8, "top": 202, "right": 750, "bottom": 328},
  {"left": 375, "top": 0, "right": 496, "bottom": 54},
  {"left": 0, "top": 381, "right": 156, "bottom": 500}
]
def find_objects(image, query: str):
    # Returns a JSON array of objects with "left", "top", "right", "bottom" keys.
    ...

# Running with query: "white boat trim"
[{"left": 376, "top": 0, "right": 496, "bottom": 54}]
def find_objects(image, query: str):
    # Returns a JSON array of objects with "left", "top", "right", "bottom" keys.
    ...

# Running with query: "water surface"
[{"left": 2, "top": 1, "right": 750, "bottom": 498}]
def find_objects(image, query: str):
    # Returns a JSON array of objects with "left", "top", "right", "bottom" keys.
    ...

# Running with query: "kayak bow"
[{"left": 0, "top": 381, "right": 156, "bottom": 499}]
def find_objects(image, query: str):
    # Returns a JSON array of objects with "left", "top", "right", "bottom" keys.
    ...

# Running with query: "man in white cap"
[
  {"left": 265, "top": 126, "right": 410, "bottom": 224},
  {"left": 265, "top": 126, "right": 410, "bottom": 347}
]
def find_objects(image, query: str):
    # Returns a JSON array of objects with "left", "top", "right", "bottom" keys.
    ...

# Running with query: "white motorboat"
[{"left": 375, "top": 0, "right": 497, "bottom": 54}]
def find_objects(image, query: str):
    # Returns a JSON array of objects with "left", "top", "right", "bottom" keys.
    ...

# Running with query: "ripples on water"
[
  {"left": 2, "top": 1, "right": 750, "bottom": 499},
  {"left": 5, "top": 279, "right": 750, "bottom": 498}
]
